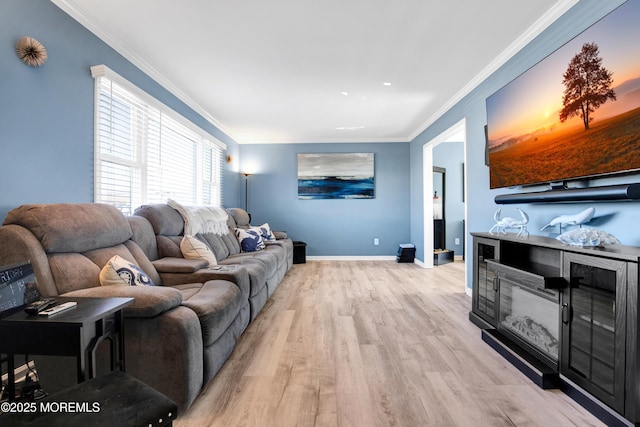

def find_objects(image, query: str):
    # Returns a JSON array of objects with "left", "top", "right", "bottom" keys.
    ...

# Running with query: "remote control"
[
  {"left": 39, "top": 301, "right": 77, "bottom": 316},
  {"left": 24, "top": 299, "right": 56, "bottom": 314}
]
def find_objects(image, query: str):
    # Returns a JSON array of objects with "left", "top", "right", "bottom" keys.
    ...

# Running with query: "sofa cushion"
[
  {"left": 180, "top": 235, "right": 217, "bottom": 266},
  {"left": 48, "top": 253, "right": 102, "bottom": 294},
  {"left": 133, "top": 204, "right": 186, "bottom": 260},
  {"left": 100, "top": 255, "right": 157, "bottom": 287},
  {"left": 152, "top": 257, "right": 208, "bottom": 273},
  {"left": 127, "top": 215, "right": 159, "bottom": 261},
  {"left": 222, "top": 232, "right": 241, "bottom": 256},
  {"left": 273, "top": 231, "right": 288, "bottom": 240},
  {"left": 226, "top": 208, "right": 251, "bottom": 228},
  {"left": 63, "top": 285, "right": 183, "bottom": 318},
  {"left": 3, "top": 203, "right": 132, "bottom": 253},
  {"left": 45, "top": 242, "right": 161, "bottom": 295},
  {"left": 199, "top": 233, "right": 230, "bottom": 262},
  {"left": 156, "top": 235, "right": 183, "bottom": 259},
  {"left": 134, "top": 204, "right": 184, "bottom": 236},
  {"left": 173, "top": 281, "right": 244, "bottom": 346},
  {"left": 235, "top": 228, "right": 265, "bottom": 252}
]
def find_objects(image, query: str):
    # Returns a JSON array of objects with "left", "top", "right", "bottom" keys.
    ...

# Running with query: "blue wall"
[
  {"left": 0, "top": 0, "right": 241, "bottom": 219},
  {"left": 410, "top": 0, "right": 639, "bottom": 290},
  {"left": 239, "top": 143, "right": 410, "bottom": 256},
  {"left": 3, "top": 0, "right": 638, "bottom": 266}
]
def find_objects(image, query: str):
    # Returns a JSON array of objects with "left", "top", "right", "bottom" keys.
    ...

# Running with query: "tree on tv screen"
[{"left": 559, "top": 42, "right": 616, "bottom": 131}]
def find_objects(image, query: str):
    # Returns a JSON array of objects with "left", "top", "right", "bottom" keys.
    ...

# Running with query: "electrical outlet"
[
  {"left": 374, "top": 238, "right": 379, "bottom": 246},
  {"left": 455, "top": 238, "right": 460, "bottom": 245}
]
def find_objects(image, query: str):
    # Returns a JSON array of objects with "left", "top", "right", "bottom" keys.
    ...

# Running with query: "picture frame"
[{"left": 297, "top": 153, "right": 375, "bottom": 199}]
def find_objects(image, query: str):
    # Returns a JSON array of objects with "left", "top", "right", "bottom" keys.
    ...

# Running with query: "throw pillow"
[
  {"left": 180, "top": 235, "right": 217, "bottom": 266},
  {"left": 253, "top": 223, "right": 277, "bottom": 242},
  {"left": 235, "top": 228, "right": 266, "bottom": 252},
  {"left": 100, "top": 255, "right": 156, "bottom": 287}
]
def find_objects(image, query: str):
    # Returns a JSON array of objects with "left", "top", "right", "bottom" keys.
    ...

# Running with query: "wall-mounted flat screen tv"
[{"left": 486, "top": 0, "right": 640, "bottom": 189}]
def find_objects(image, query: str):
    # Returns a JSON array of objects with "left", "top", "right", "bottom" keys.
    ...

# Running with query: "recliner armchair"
[{"left": 0, "top": 203, "right": 249, "bottom": 411}]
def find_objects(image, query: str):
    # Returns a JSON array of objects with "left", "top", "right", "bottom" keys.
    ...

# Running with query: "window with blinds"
[{"left": 91, "top": 65, "right": 225, "bottom": 215}]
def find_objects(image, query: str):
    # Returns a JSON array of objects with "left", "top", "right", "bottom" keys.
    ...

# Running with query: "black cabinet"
[{"left": 470, "top": 232, "right": 640, "bottom": 425}]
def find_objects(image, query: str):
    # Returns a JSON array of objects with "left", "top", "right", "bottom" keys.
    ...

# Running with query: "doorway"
[{"left": 422, "top": 119, "right": 468, "bottom": 291}]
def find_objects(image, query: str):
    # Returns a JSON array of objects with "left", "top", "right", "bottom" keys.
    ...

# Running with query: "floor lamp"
[{"left": 242, "top": 173, "right": 252, "bottom": 212}]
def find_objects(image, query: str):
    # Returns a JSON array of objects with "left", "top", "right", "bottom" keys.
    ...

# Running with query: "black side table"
[
  {"left": 293, "top": 241, "right": 307, "bottom": 264},
  {"left": 0, "top": 297, "right": 133, "bottom": 401},
  {"left": 0, "top": 370, "right": 177, "bottom": 427}
]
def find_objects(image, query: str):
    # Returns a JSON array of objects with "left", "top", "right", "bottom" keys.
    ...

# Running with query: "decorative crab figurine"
[{"left": 489, "top": 208, "right": 529, "bottom": 237}]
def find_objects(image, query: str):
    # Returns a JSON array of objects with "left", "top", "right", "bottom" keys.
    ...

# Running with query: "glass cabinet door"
[
  {"left": 562, "top": 253, "right": 626, "bottom": 413},
  {"left": 472, "top": 237, "right": 500, "bottom": 326}
]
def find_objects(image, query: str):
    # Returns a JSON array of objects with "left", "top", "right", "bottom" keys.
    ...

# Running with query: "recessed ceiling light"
[
  {"left": 336, "top": 126, "right": 365, "bottom": 131},
  {"left": 341, "top": 91, "right": 349, "bottom": 96},
  {"left": 383, "top": 82, "right": 392, "bottom": 86}
]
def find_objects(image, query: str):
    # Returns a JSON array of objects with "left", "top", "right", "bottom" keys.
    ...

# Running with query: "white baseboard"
[{"left": 306, "top": 256, "right": 397, "bottom": 261}]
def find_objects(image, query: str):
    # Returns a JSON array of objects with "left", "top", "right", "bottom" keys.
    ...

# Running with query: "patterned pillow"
[
  {"left": 253, "top": 223, "right": 277, "bottom": 242},
  {"left": 180, "top": 235, "right": 217, "bottom": 266},
  {"left": 100, "top": 255, "right": 156, "bottom": 286},
  {"left": 235, "top": 228, "right": 266, "bottom": 252}
]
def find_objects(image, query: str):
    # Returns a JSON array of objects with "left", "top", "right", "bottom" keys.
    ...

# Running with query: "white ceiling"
[{"left": 53, "top": 0, "right": 576, "bottom": 144}]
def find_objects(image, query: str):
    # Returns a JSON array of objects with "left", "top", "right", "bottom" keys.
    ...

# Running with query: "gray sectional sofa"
[
  {"left": 133, "top": 204, "right": 293, "bottom": 320},
  {"left": 0, "top": 202, "right": 293, "bottom": 411}
]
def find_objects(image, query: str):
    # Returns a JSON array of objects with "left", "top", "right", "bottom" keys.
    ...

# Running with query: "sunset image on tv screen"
[{"left": 486, "top": 1, "right": 640, "bottom": 189}]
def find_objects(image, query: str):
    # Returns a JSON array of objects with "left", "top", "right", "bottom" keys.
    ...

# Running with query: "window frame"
[{"left": 91, "top": 65, "right": 225, "bottom": 214}]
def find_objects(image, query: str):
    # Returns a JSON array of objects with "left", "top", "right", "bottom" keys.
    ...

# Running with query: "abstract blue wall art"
[{"left": 298, "top": 153, "right": 375, "bottom": 199}]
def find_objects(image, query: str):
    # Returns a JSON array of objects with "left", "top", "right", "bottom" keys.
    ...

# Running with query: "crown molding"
[
  {"left": 238, "top": 136, "right": 410, "bottom": 145},
  {"left": 408, "top": 0, "right": 579, "bottom": 142},
  {"left": 51, "top": 0, "right": 237, "bottom": 142}
]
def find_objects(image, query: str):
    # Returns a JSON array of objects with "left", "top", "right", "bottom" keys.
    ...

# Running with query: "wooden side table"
[{"left": 0, "top": 297, "right": 133, "bottom": 401}]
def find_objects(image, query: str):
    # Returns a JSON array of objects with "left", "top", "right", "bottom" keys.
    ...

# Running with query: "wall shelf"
[{"left": 494, "top": 183, "right": 640, "bottom": 204}]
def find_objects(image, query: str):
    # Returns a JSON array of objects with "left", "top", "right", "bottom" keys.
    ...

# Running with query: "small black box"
[
  {"left": 293, "top": 241, "right": 307, "bottom": 264},
  {"left": 397, "top": 243, "right": 415, "bottom": 263},
  {"left": 434, "top": 249, "right": 454, "bottom": 265}
]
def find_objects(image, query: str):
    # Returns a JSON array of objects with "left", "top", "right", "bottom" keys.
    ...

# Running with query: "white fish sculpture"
[
  {"left": 540, "top": 207, "right": 595, "bottom": 231},
  {"left": 556, "top": 228, "right": 620, "bottom": 247}
]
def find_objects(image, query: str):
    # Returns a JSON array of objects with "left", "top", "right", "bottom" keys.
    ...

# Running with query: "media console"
[
  {"left": 470, "top": 232, "right": 640, "bottom": 426},
  {"left": 494, "top": 183, "right": 640, "bottom": 204}
]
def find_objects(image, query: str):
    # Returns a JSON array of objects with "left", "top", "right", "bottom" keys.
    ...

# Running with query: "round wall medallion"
[{"left": 16, "top": 36, "right": 48, "bottom": 67}]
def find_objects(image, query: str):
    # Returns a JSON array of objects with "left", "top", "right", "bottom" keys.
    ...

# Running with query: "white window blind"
[{"left": 92, "top": 65, "right": 225, "bottom": 215}]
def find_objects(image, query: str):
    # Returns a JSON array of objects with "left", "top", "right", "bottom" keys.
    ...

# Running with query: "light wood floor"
[{"left": 175, "top": 261, "right": 604, "bottom": 427}]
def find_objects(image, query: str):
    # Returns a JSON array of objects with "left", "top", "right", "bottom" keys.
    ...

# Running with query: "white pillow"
[
  {"left": 253, "top": 223, "right": 277, "bottom": 242},
  {"left": 100, "top": 255, "right": 156, "bottom": 286},
  {"left": 235, "top": 228, "right": 266, "bottom": 252},
  {"left": 180, "top": 235, "right": 217, "bottom": 266}
]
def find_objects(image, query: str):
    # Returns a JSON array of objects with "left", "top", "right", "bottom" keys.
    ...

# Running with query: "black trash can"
[
  {"left": 293, "top": 241, "right": 307, "bottom": 264},
  {"left": 396, "top": 243, "right": 415, "bottom": 263}
]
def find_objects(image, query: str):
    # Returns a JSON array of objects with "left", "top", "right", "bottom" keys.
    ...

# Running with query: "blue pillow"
[{"left": 235, "top": 228, "right": 266, "bottom": 252}]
